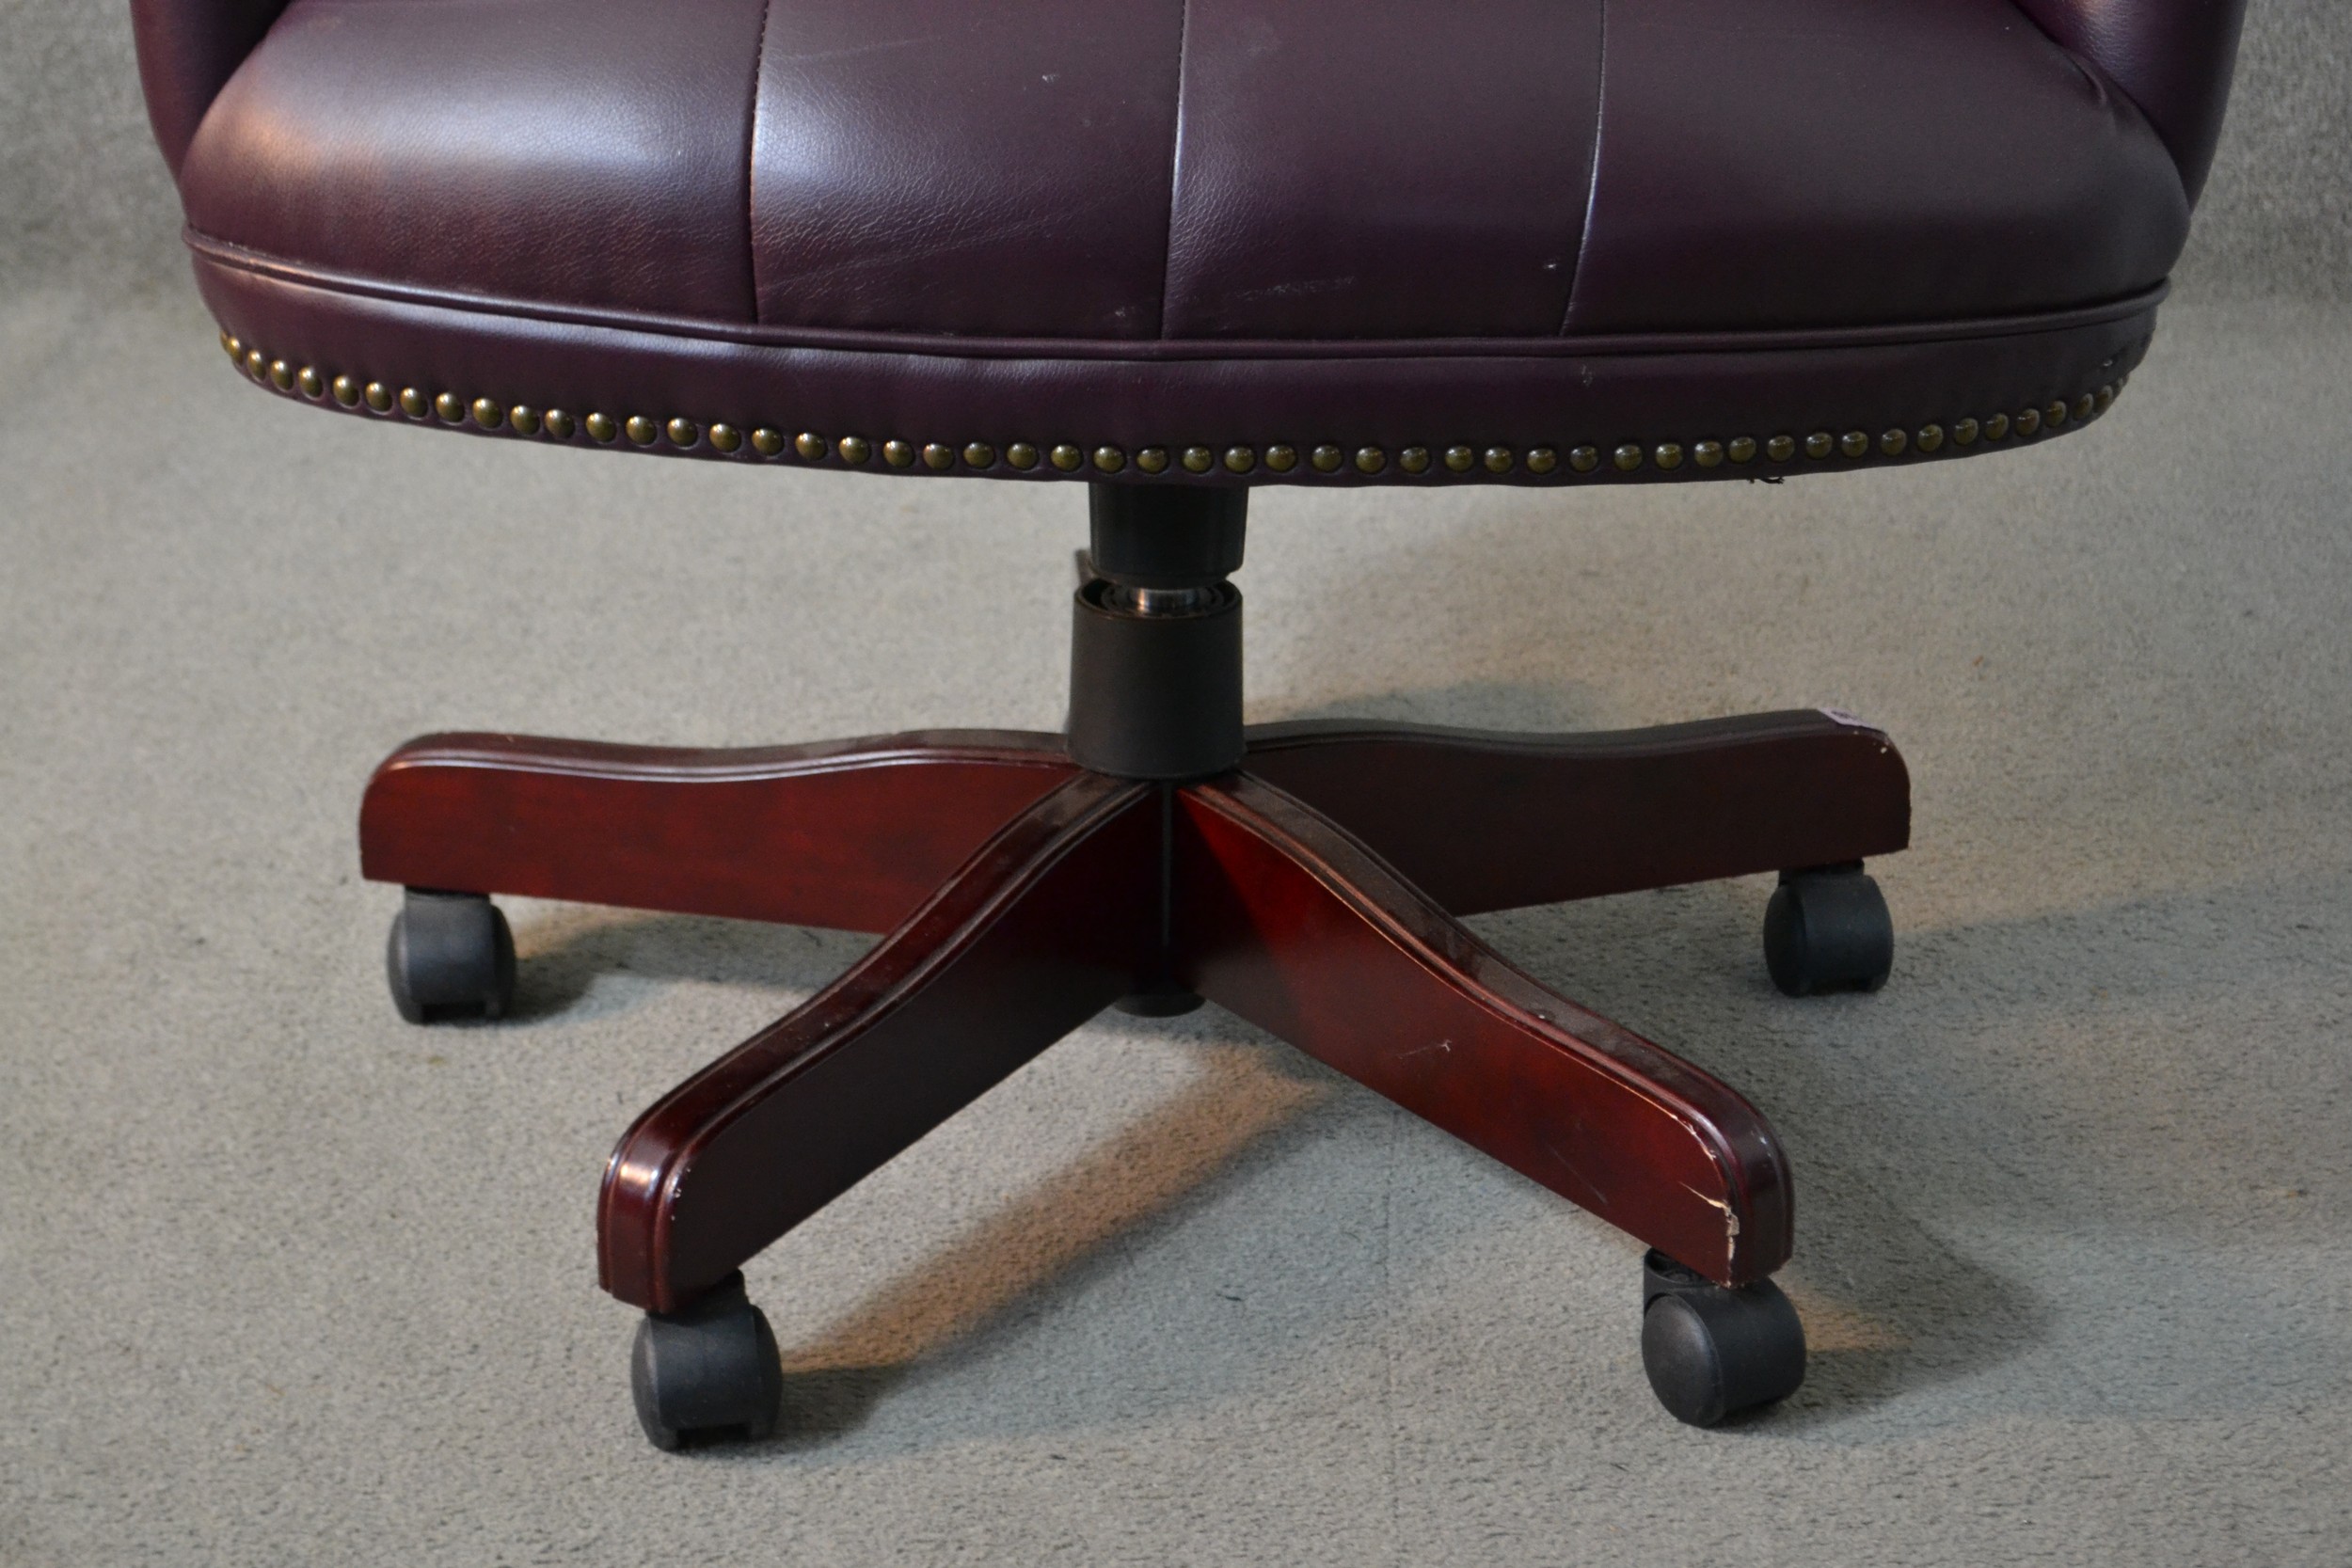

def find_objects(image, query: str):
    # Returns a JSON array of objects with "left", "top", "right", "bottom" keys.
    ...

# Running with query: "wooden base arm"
[
  {"left": 598, "top": 773, "right": 1159, "bottom": 1312},
  {"left": 1243, "top": 709, "right": 1909, "bottom": 915},
  {"left": 1175, "top": 774, "right": 1794, "bottom": 1286},
  {"left": 359, "top": 729, "right": 1075, "bottom": 933}
]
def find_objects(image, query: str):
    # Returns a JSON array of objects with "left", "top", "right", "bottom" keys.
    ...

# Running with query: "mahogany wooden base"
[{"left": 360, "top": 708, "right": 1907, "bottom": 1315}]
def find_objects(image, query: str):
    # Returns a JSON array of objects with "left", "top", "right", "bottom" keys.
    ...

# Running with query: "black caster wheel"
[
  {"left": 386, "top": 888, "right": 516, "bottom": 1023},
  {"left": 1640, "top": 1249, "right": 1806, "bottom": 1427},
  {"left": 1763, "top": 863, "right": 1893, "bottom": 997},
  {"left": 630, "top": 1271, "right": 784, "bottom": 1450}
]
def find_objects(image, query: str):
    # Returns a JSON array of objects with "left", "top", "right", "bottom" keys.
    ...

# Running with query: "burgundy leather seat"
[{"left": 138, "top": 0, "right": 2243, "bottom": 485}]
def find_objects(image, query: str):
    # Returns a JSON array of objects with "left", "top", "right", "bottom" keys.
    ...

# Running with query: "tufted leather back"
[{"left": 2010, "top": 0, "right": 2248, "bottom": 200}]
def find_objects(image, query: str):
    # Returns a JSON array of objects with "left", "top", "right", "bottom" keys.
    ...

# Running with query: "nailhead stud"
[
  {"left": 1312, "top": 445, "right": 1346, "bottom": 473},
  {"left": 1264, "top": 444, "right": 1298, "bottom": 473},
  {"left": 585, "top": 412, "right": 618, "bottom": 442},
  {"left": 1693, "top": 440, "right": 1724, "bottom": 468},
  {"left": 1136, "top": 446, "right": 1168, "bottom": 474},
  {"left": 791, "top": 432, "right": 825, "bottom": 460},
  {"left": 331, "top": 374, "right": 360, "bottom": 406},
  {"left": 923, "top": 441, "right": 955, "bottom": 469},
  {"left": 1879, "top": 428, "right": 1907, "bottom": 456},
  {"left": 709, "top": 423, "right": 743, "bottom": 453},
  {"left": 436, "top": 391, "right": 467, "bottom": 423},
  {"left": 967, "top": 442, "right": 1001, "bottom": 469},
  {"left": 1400, "top": 446, "right": 1432, "bottom": 474},
  {"left": 1654, "top": 442, "right": 1684, "bottom": 470},
  {"left": 1525, "top": 447, "right": 1558, "bottom": 475},
  {"left": 1952, "top": 418, "right": 1979, "bottom": 446},
  {"left": 297, "top": 366, "right": 325, "bottom": 398},
  {"left": 1354, "top": 446, "right": 1386, "bottom": 475},
  {"left": 626, "top": 415, "right": 660, "bottom": 446},
  {"left": 1181, "top": 446, "right": 1216, "bottom": 474},
  {"left": 1767, "top": 435, "right": 1796, "bottom": 462},
  {"left": 545, "top": 410, "right": 578, "bottom": 441},
  {"left": 1728, "top": 436, "right": 1757, "bottom": 464},
  {"left": 1092, "top": 445, "right": 1126, "bottom": 473},
  {"left": 1443, "top": 445, "right": 1477, "bottom": 473},
  {"left": 668, "top": 417, "right": 701, "bottom": 448},
  {"left": 2093, "top": 385, "right": 2115, "bottom": 414},
  {"left": 1009, "top": 442, "right": 1042, "bottom": 469},
  {"left": 2043, "top": 401, "right": 2068, "bottom": 428},
  {"left": 509, "top": 404, "right": 542, "bottom": 436},
  {"left": 364, "top": 382, "right": 394, "bottom": 412},
  {"left": 884, "top": 438, "right": 917, "bottom": 467},
  {"left": 1838, "top": 430, "right": 1868, "bottom": 458},
  {"left": 475, "top": 397, "right": 505, "bottom": 430},
  {"left": 1483, "top": 446, "right": 1514, "bottom": 474},
  {"left": 1984, "top": 413, "right": 2010, "bottom": 441},
  {"left": 1569, "top": 446, "right": 1601, "bottom": 473},
  {"left": 1804, "top": 432, "right": 1834, "bottom": 459},
  {"left": 1613, "top": 443, "right": 1643, "bottom": 472},
  {"left": 839, "top": 435, "right": 872, "bottom": 464},
  {"left": 269, "top": 359, "right": 295, "bottom": 390},
  {"left": 1224, "top": 445, "right": 1257, "bottom": 474},
  {"left": 399, "top": 388, "right": 429, "bottom": 419},
  {"left": 1915, "top": 423, "right": 1944, "bottom": 452},
  {"left": 2014, "top": 407, "right": 2042, "bottom": 436},
  {"left": 2073, "top": 392, "right": 2095, "bottom": 420},
  {"left": 1050, "top": 443, "right": 1084, "bottom": 471},
  {"left": 751, "top": 427, "right": 787, "bottom": 456}
]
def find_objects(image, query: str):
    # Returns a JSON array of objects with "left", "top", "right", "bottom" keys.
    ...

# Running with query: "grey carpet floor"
[{"left": 2, "top": 287, "right": 2347, "bottom": 1566}]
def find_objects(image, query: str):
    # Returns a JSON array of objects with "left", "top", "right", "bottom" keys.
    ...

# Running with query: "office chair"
[{"left": 134, "top": 0, "right": 2246, "bottom": 1446}]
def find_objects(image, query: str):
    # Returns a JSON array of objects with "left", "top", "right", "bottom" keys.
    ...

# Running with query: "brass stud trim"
[{"left": 218, "top": 332, "right": 2126, "bottom": 488}]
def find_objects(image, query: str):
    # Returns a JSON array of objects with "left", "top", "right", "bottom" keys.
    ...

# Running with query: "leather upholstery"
[
  {"left": 130, "top": 0, "right": 288, "bottom": 175},
  {"left": 2012, "top": 0, "right": 2249, "bottom": 201},
  {"left": 138, "top": 0, "right": 2244, "bottom": 484}
]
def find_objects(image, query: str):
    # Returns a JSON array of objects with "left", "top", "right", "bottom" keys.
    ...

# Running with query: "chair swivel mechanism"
[{"left": 135, "top": 0, "right": 2245, "bottom": 1446}]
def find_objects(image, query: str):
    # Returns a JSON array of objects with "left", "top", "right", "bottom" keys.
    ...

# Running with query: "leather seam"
[
  {"left": 742, "top": 0, "right": 779, "bottom": 325},
  {"left": 186, "top": 229, "right": 2168, "bottom": 364},
  {"left": 1154, "top": 0, "right": 1193, "bottom": 341},
  {"left": 1558, "top": 0, "right": 1608, "bottom": 334}
]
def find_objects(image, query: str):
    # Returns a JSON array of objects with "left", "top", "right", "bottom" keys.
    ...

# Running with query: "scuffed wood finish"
[
  {"left": 1243, "top": 709, "right": 1908, "bottom": 915},
  {"left": 1175, "top": 774, "right": 1793, "bottom": 1286},
  {"left": 359, "top": 729, "right": 1074, "bottom": 934},
  {"left": 599, "top": 772, "right": 1158, "bottom": 1312}
]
